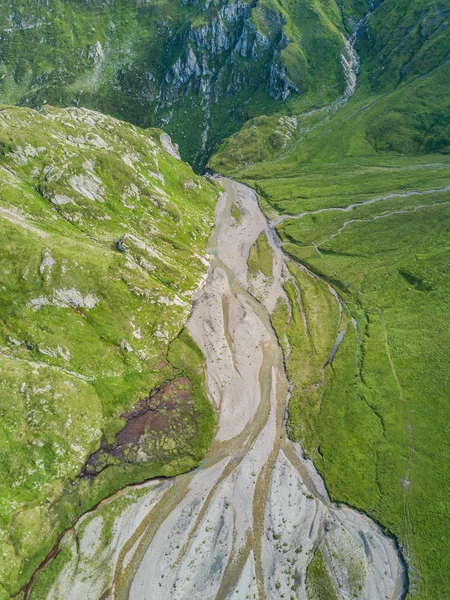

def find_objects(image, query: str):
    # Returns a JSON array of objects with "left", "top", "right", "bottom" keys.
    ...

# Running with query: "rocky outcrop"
[
  {"left": 268, "top": 62, "right": 300, "bottom": 100},
  {"left": 156, "top": 0, "right": 299, "bottom": 163},
  {"left": 160, "top": 132, "right": 181, "bottom": 159},
  {"left": 162, "top": 0, "right": 291, "bottom": 99}
]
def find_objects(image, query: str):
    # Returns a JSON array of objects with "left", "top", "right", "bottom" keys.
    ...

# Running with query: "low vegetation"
[
  {"left": 248, "top": 231, "right": 273, "bottom": 279},
  {"left": 0, "top": 105, "right": 218, "bottom": 599},
  {"left": 306, "top": 549, "right": 339, "bottom": 600}
]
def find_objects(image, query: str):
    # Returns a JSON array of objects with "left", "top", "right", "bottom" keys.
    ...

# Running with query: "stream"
[{"left": 39, "top": 179, "right": 407, "bottom": 600}]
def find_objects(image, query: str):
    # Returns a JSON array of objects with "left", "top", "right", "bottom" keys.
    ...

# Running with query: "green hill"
[
  {"left": 0, "top": 105, "right": 218, "bottom": 599},
  {"left": 0, "top": 0, "right": 365, "bottom": 169}
]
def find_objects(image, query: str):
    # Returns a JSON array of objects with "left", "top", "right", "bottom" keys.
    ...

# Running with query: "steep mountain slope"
[
  {"left": 0, "top": 105, "right": 219, "bottom": 599},
  {"left": 209, "top": 1, "right": 450, "bottom": 598},
  {"left": 0, "top": 0, "right": 357, "bottom": 169},
  {"left": 211, "top": 0, "right": 450, "bottom": 169},
  {"left": 0, "top": 0, "right": 449, "bottom": 597}
]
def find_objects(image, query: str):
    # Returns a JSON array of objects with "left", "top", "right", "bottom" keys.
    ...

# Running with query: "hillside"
[
  {"left": 211, "top": 0, "right": 450, "bottom": 168},
  {"left": 0, "top": 105, "right": 219, "bottom": 599}
]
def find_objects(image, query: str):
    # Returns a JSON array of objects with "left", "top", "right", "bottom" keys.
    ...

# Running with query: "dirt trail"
[{"left": 43, "top": 179, "right": 407, "bottom": 600}]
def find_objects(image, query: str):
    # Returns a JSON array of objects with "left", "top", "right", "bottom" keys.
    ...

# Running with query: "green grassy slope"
[
  {"left": 210, "top": 59, "right": 450, "bottom": 172},
  {"left": 28, "top": 326, "right": 213, "bottom": 600},
  {"left": 210, "top": 0, "right": 450, "bottom": 171},
  {"left": 0, "top": 0, "right": 361, "bottom": 169},
  {"left": 357, "top": 0, "right": 450, "bottom": 92},
  {"left": 210, "top": 1, "right": 450, "bottom": 596},
  {"left": 267, "top": 158, "right": 450, "bottom": 598},
  {"left": 0, "top": 105, "right": 218, "bottom": 599}
]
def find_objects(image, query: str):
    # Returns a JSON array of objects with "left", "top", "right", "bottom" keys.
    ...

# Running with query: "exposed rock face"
[
  {"left": 160, "top": 132, "right": 181, "bottom": 159},
  {"left": 155, "top": 0, "right": 299, "bottom": 164},
  {"left": 161, "top": 1, "right": 292, "bottom": 102},
  {"left": 269, "top": 62, "right": 300, "bottom": 100}
]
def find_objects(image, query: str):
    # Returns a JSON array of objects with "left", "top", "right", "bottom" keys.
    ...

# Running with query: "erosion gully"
[{"left": 28, "top": 178, "right": 407, "bottom": 600}]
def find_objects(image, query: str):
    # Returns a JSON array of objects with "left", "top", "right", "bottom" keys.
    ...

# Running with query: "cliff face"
[
  {"left": 157, "top": 0, "right": 300, "bottom": 163},
  {"left": 165, "top": 1, "right": 289, "bottom": 98},
  {"left": 0, "top": 0, "right": 348, "bottom": 169}
]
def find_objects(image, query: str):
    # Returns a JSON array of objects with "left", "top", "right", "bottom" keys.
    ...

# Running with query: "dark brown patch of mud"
[{"left": 81, "top": 375, "right": 194, "bottom": 479}]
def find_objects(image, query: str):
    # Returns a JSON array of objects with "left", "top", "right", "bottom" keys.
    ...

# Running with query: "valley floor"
[{"left": 29, "top": 179, "right": 406, "bottom": 600}]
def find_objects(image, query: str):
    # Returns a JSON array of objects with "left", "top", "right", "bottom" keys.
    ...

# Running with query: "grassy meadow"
[
  {"left": 0, "top": 105, "right": 218, "bottom": 598},
  {"left": 224, "top": 153, "right": 450, "bottom": 598}
]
